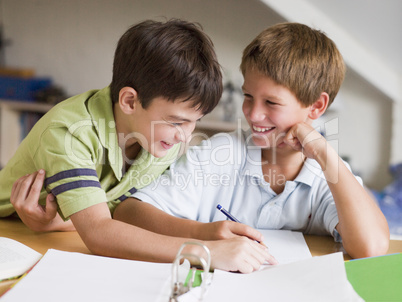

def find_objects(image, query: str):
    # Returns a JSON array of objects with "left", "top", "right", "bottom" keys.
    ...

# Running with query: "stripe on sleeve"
[
  {"left": 51, "top": 180, "right": 101, "bottom": 196},
  {"left": 44, "top": 168, "right": 98, "bottom": 187},
  {"left": 118, "top": 187, "right": 138, "bottom": 202}
]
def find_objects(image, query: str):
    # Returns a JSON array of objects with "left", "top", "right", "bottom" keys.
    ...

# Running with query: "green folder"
[{"left": 345, "top": 253, "right": 402, "bottom": 301}]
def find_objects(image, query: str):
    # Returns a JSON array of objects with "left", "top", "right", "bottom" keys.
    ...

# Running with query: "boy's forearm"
[
  {"left": 73, "top": 202, "right": 276, "bottom": 273},
  {"left": 81, "top": 218, "right": 192, "bottom": 263},
  {"left": 113, "top": 197, "right": 201, "bottom": 238},
  {"left": 317, "top": 145, "right": 389, "bottom": 258},
  {"left": 72, "top": 202, "right": 197, "bottom": 263}
]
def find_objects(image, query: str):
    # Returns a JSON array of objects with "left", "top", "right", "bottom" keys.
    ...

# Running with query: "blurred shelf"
[
  {"left": 0, "top": 100, "right": 53, "bottom": 113},
  {"left": 0, "top": 100, "right": 54, "bottom": 167}
]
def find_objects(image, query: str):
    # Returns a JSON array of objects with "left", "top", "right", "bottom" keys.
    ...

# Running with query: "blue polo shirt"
[{"left": 133, "top": 129, "right": 363, "bottom": 240}]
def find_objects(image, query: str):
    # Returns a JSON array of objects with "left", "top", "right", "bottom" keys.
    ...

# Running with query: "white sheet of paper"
[
  {"left": 1, "top": 249, "right": 172, "bottom": 302},
  {"left": 206, "top": 252, "right": 363, "bottom": 302},
  {"left": 178, "top": 230, "right": 314, "bottom": 301},
  {"left": 258, "top": 230, "right": 312, "bottom": 264}
]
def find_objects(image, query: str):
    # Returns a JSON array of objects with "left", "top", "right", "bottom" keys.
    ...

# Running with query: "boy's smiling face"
[
  {"left": 242, "top": 69, "right": 312, "bottom": 149},
  {"left": 129, "top": 96, "right": 203, "bottom": 158}
]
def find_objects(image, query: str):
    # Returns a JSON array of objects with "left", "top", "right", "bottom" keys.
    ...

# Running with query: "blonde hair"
[{"left": 240, "top": 22, "right": 345, "bottom": 107}]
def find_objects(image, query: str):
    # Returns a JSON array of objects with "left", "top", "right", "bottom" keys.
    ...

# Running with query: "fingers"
[
  {"left": 10, "top": 172, "right": 38, "bottom": 208},
  {"left": 283, "top": 123, "right": 328, "bottom": 162},
  {"left": 44, "top": 193, "right": 58, "bottom": 220},
  {"left": 249, "top": 239, "right": 278, "bottom": 266},
  {"left": 283, "top": 123, "right": 320, "bottom": 150},
  {"left": 212, "top": 222, "right": 279, "bottom": 271},
  {"left": 283, "top": 126, "right": 303, "bottom": 151},
  {"left": 228, "top": 222, "right": 265, "bottom": 243},
  {"left": 233, "top": 240, "right": 277, "bottom": 273},
  {"left": 10, "top": 174, "right": 25, "bottom": 205},
  {"left": 9, "top": 170, "right": 68, "bottom": 232},
  {"left": 209, "top": 237, "right": 278, "bottom": 274},
  {"left": 10, "top": 169, "right": 49, "bottom": 220},
  {"left": 27, "top": 169, "right": 46, "bottom": 202}
]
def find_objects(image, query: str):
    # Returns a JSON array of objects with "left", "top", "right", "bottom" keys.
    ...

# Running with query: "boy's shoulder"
[
  {"left": 31, "top": 87, "right": 113, "bottom": 136},
  {"left": 48, "top": 87, "right": 111, "bottom": 121},
  {"left": 296, "top": 158, "right": 363, "bottom": 189},
  {"left": 23, "top": 87, "right": 114, "bottom": 158}
]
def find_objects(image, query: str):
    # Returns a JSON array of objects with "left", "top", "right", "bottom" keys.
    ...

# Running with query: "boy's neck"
[
  {"left": 125, "top": 143, "right": 142, "bottom": 160},
  {"left": 113, "top": 103, "right": 142, "bottom": 171},
  {"left": 261, "top": 147, "right": 305, "bottom": 167},
  {"left": 261, "top": 147, "right": 306, "bottom": 194},
  {"left": 121, "top": 143, "right": 142, "bottom": 173}
]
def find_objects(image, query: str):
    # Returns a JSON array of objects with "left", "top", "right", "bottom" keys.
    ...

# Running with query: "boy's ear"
[
  {"left": 308, "top": 92, "right": 329, "bottom": 120},
  {"left": 118, "top": 87, "right": 139, "bottom": 114}
]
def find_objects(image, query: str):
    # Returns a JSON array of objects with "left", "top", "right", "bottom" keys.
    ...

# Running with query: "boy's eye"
[
  {"left": 243, "top": 94, "right": 253, "bottom": 102},
  {"left": 170, "top": 122, "right": 183, "bottom": 126},
  {"left": 266, "top": 100, "right": 277, "bottom": 105}
]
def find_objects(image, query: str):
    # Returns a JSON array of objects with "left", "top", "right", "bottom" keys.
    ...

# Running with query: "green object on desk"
[
  {"left": 345, "top": 253, "right": 402, "bottom": 301},
  {"left": 184, "top": 269, "right": 203, "bottom": 288}
]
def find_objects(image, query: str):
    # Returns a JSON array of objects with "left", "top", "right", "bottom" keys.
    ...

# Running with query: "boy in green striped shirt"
[{"left": 1, "top": 19, "right": 274, "bottom": 273}]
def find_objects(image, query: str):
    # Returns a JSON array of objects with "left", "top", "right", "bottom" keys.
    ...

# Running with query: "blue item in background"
[
  {"left": 0, "top": 76, "right": 52, "bottom": 101},
  {"left": 371, "top": 163, "right": 402, "bottom": 236}
]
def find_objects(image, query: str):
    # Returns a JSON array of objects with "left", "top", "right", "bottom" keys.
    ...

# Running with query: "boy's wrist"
[
  {"left": 312, "top": 138, "right": 328, "bottom": 167},
  {"left": 315, "top": 143, "right": 341, "bottom": 184},
  {"left": 308, "top": 136, "right": 333, "bottom": 168},
  {"left": 188, "top": 220, "right": 206, "bottom": 239}
]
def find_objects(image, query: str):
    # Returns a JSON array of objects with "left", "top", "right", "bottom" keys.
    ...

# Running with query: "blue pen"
[
  {"left": 216, "top": 204, "right": 268, "bottom": 248},
  {"left": 216, "top": 204, "right": 241, "bottom": 223}
]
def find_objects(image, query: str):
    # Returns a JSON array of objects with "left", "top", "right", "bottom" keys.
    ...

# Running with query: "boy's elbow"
[
  {"left": 74, "top": 226, "right": 110, "bottom": 257},
  {"left": 82, "top": 236, "right": 110, "bottom": 257},
  {"left": 347, "top": 236, "right": 390, "bottom": 259},
  {"left": 367, "top": 236, "right": 390, "bottom": 257}
]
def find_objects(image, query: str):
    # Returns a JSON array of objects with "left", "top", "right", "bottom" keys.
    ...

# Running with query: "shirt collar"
[
  {"left": 87, "top": 86, "right": 123, "bottom": 180},
  {"left": 294, "top": 158, "right": 322, "bottom": 187}
]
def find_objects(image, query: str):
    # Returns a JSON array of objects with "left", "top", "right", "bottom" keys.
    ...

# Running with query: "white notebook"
[{"left": 0, "top": 237, "right": 42, "bottom": 281}]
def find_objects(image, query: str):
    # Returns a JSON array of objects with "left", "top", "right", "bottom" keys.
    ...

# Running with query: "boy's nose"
[
  {"left": 175, "top": 123, "right": 195, "bottom": 143},
  {"left": 249, "top": 103, "right": 266, "bottom": 122}
]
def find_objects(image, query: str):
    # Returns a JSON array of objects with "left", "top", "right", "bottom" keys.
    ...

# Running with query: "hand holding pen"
[{"left": 217, "top": 204, "right": 268, "bottom": 249}]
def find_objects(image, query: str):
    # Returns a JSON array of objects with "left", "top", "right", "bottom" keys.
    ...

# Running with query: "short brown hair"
[
  {"left": 111, "top": 19, "right": 222, "bottom": 114},
  {"left": 240, "top": 22, "right": 345, "bottom": 107}
]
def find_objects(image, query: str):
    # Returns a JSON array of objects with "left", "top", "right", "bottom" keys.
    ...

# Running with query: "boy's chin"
[
  {"left": 148, "top": 147, "right": 169, "bottom": 158},
  {"left": 252, "top": 137, "right": 287, "bottom": 149},
  {"left": 252, "top": 137, "right": 273, "bottom": 148},
  {"left": 150, "top": 150, "right": 166, "bottom": 158}
]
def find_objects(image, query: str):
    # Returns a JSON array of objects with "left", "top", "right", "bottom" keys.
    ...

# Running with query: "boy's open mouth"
[
  {"left": 252, "top": 125, "right": 275, "bottom": 133},
  {"left": 161, "top": 141, "right": 174, "bottom": 149}
]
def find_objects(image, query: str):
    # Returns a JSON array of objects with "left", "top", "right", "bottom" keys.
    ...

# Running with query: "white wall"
[
  {"left": 1, "top": 0, "right": 393, "bottom": 189},
  {"left": 1, "top": 0, "right": 282, "bottom": 95},
  {"left": 313, "top": 69, "right": 393, "bottom": 190},
  {"left": 337, "top": 71, "right": 393, "bottom": 189}
]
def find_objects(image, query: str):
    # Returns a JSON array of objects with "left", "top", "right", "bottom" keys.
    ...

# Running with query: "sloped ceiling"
[{"left": 260, "top": 0, "right": 402, "bottom": 102}]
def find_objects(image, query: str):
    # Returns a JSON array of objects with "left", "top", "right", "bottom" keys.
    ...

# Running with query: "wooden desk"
[
  {"left": 0, "top": 217, "right": 89, "bottom": 296},
  {"left": 1, "top": 217, "right": 402, "bottom": 296},
  {"left": 0, "top": 217, "right": 89, "bottom": 255}
]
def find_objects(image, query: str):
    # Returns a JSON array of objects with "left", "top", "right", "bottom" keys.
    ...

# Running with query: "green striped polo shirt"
[{"left": 0, "top": 87, "right": 181, "bottom": 220}]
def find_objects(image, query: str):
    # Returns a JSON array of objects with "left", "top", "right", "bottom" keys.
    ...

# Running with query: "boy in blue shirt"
[{"left": 114, "top": 22, "right": 389, "bottom": 260}]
